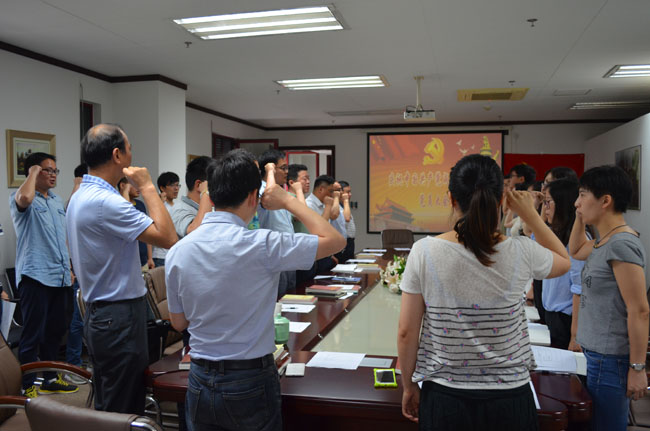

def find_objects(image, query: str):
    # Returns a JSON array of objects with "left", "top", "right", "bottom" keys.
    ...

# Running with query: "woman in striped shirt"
[{"left": 397, "top": 154, "right": 571, "bottom": 431}]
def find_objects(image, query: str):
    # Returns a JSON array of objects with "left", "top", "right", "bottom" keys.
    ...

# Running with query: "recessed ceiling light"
[
  {"left": 173, "top": 6, "right": 344, "bottom": 40},
  {"left": 604, "top": 65, "right": 650, "bottom": 78},
  {"left": 569, "top": 101, "right": 650, "bottom": 110},
  {"left": 276, "top": 76, "right": 388, "bottom": 90}
]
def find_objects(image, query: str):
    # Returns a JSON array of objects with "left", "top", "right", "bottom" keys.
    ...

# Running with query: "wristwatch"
[{"left": 629, "top": 363, "right": 646, "bottom": 371}]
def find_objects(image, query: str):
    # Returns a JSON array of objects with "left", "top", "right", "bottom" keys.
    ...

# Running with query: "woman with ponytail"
[{"left": 397, "top": 154, "right": 571, "bottom": 431}]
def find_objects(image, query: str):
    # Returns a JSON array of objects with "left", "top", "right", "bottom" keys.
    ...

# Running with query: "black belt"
[
  {"left": 191, "top": 354, "right": 274, "bottom": 372},
  {"left": 89, "top": 295, "right": 145, "bottom": 308}
]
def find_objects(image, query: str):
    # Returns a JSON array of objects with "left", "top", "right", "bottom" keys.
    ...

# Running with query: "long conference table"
[{"left": 145, "top": 249, "right": 591, "bottom": 431}]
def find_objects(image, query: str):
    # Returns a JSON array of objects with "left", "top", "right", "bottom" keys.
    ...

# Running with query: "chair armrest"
[
  {"left": 0, "top": 395, "right": 27, "bottom": 408},
  {"left": 21, "top": 361, "right": 92, "bottom": 380}
]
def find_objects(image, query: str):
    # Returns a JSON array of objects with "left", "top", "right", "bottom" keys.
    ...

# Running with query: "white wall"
[
  {"left": 584, "top": 113, "right": 650, "bottom": 278},
  {"left": 273, "top": 122, "right": 621, "bottom": 249},
  {"left": 0, "top": 50, "right": 114, "bottom": 273},
  {"left": 112, "top": 82, "right": 160, "bottom": 175},
  {"left": 185, "top": 107, "right": 266, "bottom": 158},
  {"left": 158, "top": 83, "right": 187, "bottom": 182}
]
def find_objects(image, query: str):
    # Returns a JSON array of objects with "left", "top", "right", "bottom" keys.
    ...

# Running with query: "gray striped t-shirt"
[{"left": 401, "top": 236, "right": 553, "bottom": 390}]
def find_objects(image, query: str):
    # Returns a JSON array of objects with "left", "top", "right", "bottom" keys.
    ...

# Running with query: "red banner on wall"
[{"left": 504, "top": 154, "right": 584, "bottom": 181}]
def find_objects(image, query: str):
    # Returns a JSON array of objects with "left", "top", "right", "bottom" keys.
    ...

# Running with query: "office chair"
[
  {"left": 143, "top": 267, "right": 182, "bottom": 356},
  {"left": 0, "top": 396, "right": 162, "bottom": 431},
  {"left": 0, "top": 333, "right": 93, "bottom": 430},
  {"left": 381, "top": 229, "right": 414, "bottom": 249}
]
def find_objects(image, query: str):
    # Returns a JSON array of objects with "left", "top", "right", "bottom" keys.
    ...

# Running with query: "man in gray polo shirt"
[
  {"left": 171, "top": 156, "right": 213, "bottom": 239},
  {"left": 67, "top": 124, "right": 177, "bottom": 414},
  {"left": 165, "top": 149, "right": 345, "bottom": 431}
]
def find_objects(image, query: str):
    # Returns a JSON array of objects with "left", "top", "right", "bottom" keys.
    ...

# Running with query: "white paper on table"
[
  {"left": 281, "top": 304, "right": 316, "bottom": 314},
  {"left": 531, "top": 345, "right": 577, "bottom": 374},
  {"left": 574, "top": 352, "right": 587, "bottom": 376},
  {"left": 289, "top": 321, "right": 311, "bottom": 333},
  {"left": 306, "top": 351, "right": 366, "bottom": 370},
  {"left": 394, "top": 247, "right": 411, "bottom": 251},
  {"left": 529, "top": 381, "right": 541, "bottom": 409},
  {"left": 353, "top": 268, "right": 364, "bottom": 273},
  {"left": 346, "top": 258, "right": 376, "bottom": 263},
  {"left": 1, "top": 301, "right": 16, "bottom": 340},
  {"left": 363, "top": 248, "right": 387, "bottom": 253},
  {"left": 359, "top": 357, "right": 393, "bottom": 368},
  {"left": 332, "top": 264, "right": 357, "bottom": 273},
  {"left": 357, "top": 252, "right": 384, "bottom": 257},
  {"left": 528, "top": 322, "right": 551, "bottom": 346},
  {"left": 314, "top": 275, "right": 334, "bottom": 280},
  {"left": 339, "top": 292, "right": 354, "bottom": 300},
  {"left": 525, "top": 305, "right": 540, "bottom": 322}
]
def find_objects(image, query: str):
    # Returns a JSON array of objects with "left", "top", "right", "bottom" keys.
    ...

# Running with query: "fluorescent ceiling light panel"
[
  {"left": 604, "top": 64, "right": 650, "bottom": 78},
  {"left": 276, "top": 76, "right": 388, "bottom": 90},
  {"left": 174, "top": 6, "right": 343, "bottom": 40},
  {"left": 569, "top": 101, "right": 650, "bottom": 110}
]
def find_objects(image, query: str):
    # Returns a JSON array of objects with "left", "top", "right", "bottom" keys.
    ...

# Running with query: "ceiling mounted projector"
[
  {"left": 404, "top": 76, "right": 436, "bottom": 122},
  {"left": 403, "top": 109, "right": 436, "bottom": 121}
]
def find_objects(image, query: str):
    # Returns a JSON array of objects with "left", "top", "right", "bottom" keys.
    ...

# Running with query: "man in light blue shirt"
[
  {"left": 257, "top": 149, "right": 296, "bottom": 297},
  {"left": 10, "top": 152, "right": 74, "bottom": 397},
  {"left": 67, "top": 124, "right": 177, "bottom": 414},
  {"left": 165, "top": 149, "right": 345, "bottom": 431}
]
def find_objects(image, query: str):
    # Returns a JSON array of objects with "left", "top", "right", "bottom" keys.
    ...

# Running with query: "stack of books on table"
[
  {"left": 279, "top": 294, "right": 318, "bottom": 305},
  {"left": 356, "top": 263, "right": 381, "bottom": 272},
  {"left": 305, "top": 284, "right": 345, "bottom": 298},
  {"left": 274, "top": 344, "right": 291, "bottom": 375}
]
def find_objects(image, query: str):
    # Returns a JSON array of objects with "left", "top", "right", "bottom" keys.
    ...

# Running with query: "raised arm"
[
  {"left": 14, "top": 165, "right": 41, "bottom": 210},
  {"left": 124, "top": 166, "right": 177, "bottom": 249},
  {"left": 342, "top": 192, "right": 351, "bottom": 222},
  {"left": 329, "top": 191, "right": 340, "bottom": 220},
  {"left": 507, "top": 190, "right": 570, "bottom": 278},
  {"left": 186, "top": 181, "right": 212, "bottom": 235},
  {"left": 568, "top": 212, "right": 595, "bottom": 260},
  {"left": 290, "top": 181, "right": 306, "bottom": 205},
  {"left": 261, "top": 165, "right": 345, "bottom": 259}
]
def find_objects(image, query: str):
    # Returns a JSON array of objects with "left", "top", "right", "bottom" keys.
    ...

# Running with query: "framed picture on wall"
[
  {"left": 6, "top": 129, "right": 56, "bottom": 187},
  {"left": 615, "top": 145, "right": 641, "bottom": 210}
]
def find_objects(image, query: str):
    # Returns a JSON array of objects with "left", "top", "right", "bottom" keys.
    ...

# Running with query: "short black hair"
[
  {"left": 157, "top": 171, "right": 180, "bottom": 191},
  {"left": 509, "top": 164, "right": 536, "bottom": 186},
  {"left": 117, "top": 176, "right": 128, "bottom": 189},
  {"left": 338, "top": 180, "right": 350, "bottom": 189},
  {"left": 185, "top": 156, "right": 212, "bottom": 191},
  {"left": 258, "top": 149, "right": 285, "bottom": 177},
  {"left": 543, "top": 166, "right": 578, "bottom": 183},
  {"left": 208, "top": 149, "right": 261, "bottom": 209},
  {"left": 73, "top": 163, "right": 88, "bottom": 178},
  {"left": 288, "top": 164, "right": 308, "bottom": 182},
  {"left": 313, "top": 175, "right": 335, "bottom": 190},
  {"left": 81, "top": 124, "right": 126, "bottom": 169},
  {"left": 579, "top": 165, "right": 632, "bottom": 213},
  {"left": 24, "top": 152, "right": 56, "bottom": 172}
]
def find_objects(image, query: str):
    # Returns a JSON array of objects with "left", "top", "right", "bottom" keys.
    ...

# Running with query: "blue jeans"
[
  {"left": 153, "top": 258, "right": 165, "bottom": 268},
  {"left": 583, "top": 349, "right": 629, "bottom": 431},
  {"left": 186, "top": 360, "right": 282, "bottom": 431},
  {"left": 65, "top": 281, "right": 83, "bottom": 366}
]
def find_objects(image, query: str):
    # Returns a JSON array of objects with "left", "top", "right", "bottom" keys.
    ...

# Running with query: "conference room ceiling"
[{"left": 1, "top": 0, "right": 649, "bottom": 128}]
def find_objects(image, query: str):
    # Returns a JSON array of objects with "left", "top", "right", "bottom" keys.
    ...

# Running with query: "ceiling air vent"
[{"left": 457, "top": 88, "right": 529, "bottom": 102}]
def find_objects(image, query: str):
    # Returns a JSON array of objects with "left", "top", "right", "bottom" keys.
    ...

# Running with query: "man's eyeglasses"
[
  {"left": 277, "top": 165, "right": 289, "bottom": 172},
  {"left": 42, "top": 168, "right": 60, "bottom": 176},
  {"left": 169, "top": 183, "right": 181, "bottom": 189}
]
